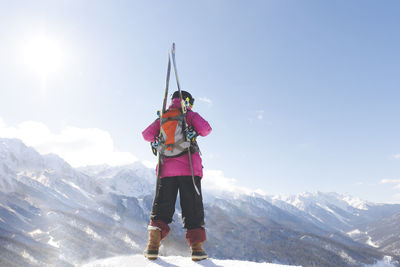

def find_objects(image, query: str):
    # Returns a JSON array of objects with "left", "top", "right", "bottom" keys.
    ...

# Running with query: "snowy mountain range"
[{"left": 1, "top": 138, "right": 400, "bottom": 267}]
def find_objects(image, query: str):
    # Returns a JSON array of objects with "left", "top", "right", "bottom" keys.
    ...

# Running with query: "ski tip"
[{"left": 171, "top": 43, "right": 176, "bottom": 53}]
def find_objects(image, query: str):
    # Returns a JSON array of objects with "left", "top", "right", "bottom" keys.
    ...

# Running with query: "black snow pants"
[{"left": 150, "top": 176, "right": 205, "bottom": 229}]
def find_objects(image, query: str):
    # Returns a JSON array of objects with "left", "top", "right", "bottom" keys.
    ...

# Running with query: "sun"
[{"left": 23, "top": 35, "right": 65, "bottom": 77}]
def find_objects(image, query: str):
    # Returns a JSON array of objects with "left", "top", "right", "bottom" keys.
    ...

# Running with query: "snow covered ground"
[{"left": 83, "top": 255, "right": 298, "bottom": 267}]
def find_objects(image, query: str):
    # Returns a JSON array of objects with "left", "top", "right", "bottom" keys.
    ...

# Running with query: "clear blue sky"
[{"left": 1, "top": 0, "right": 400, "bottom": 203}]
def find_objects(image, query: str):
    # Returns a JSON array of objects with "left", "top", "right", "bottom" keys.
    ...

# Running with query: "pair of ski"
[{"left": 156, "top": 43, "right": 200, "bottom": 196}]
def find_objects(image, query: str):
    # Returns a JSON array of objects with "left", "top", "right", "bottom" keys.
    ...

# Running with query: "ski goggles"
[{"left": 185, "top": 97, "right": 194, "bottom": 109}]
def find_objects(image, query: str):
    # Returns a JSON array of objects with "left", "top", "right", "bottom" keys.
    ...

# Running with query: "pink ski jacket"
[{"left": 142, "top": 98, "right": 212, "bottom": 178}]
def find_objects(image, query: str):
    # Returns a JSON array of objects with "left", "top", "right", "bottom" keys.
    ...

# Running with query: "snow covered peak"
[
  {"left": 341, "top": 194, "right": 371, "bottom": 210},
  {"left": 77, "top": 163, "right": 113, "bottom": 176},
  {"left": 42, "top": 153, "right": 74, "bottom": 174},
  {"left": 0, "top": 138, "right": 79, "bottom": 176},
  {"left": 277, "top": 191, "right": 371, "bottom": 212},
  {"left": 78, "top": 161, "right": 153, "bottom": 181},
  {"left": 0, "top": 138, "right": 44, "bottom": 171},
  {"left": 78, "top": 162, "right": 156, "bottom": 198},
  {"left": 316, "top": 191, "right": 371, "bottom": 211}
]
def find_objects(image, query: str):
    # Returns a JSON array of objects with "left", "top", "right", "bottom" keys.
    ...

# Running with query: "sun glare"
[{"left": 23, "top": 35, "right": 65, "bottom": 77}]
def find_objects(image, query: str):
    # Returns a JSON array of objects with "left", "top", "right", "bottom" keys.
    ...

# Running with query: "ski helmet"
[{"left": 172, "top": 90, "right": 195, "bottom": 106}]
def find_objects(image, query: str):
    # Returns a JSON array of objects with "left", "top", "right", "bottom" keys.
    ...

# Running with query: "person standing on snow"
[{"left": 142, "top": 90, "right": 212, "bottom": 261}]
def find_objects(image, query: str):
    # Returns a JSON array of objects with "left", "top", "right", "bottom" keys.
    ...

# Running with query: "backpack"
[{"left": 157, "top": 108, "right": 191, "bottom": 158}]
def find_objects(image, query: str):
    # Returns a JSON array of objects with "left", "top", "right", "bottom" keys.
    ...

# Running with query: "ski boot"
[
  {"left": 190, "top": 242, "right": 208, "bottom": 261},
  {"left": 143, "top": 229, "right": 161, "bottom": 260}
]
